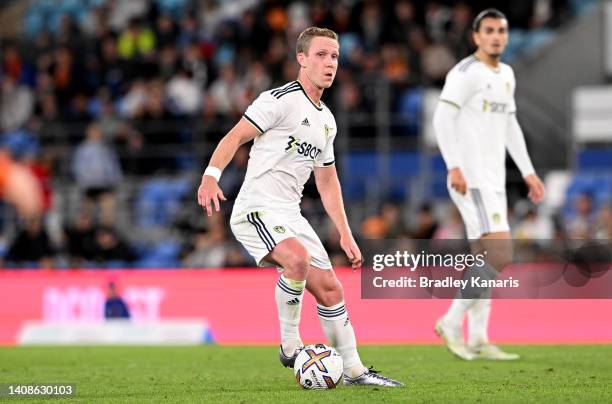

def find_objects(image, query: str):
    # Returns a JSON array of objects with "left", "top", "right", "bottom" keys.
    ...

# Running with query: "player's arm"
[
  {"left": 197, "top": 118, "right": 259, "bottom": 216},
  {"left": 433, "top": 102, "right": 466, "bottom": 194},
  {"left": 506, "top": 113, "right": 545, "bottom": 204},
  {"left": 3, "top": 161, "right": 44, "bottom": 217},
  {"left": 314, "top": 165, "right": 362, "bottom": 269},
  {"left": 433, "top": 69, "right": 473, "bottom": 195}
]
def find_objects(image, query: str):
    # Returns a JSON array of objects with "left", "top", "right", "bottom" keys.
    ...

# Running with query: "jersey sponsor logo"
[
  {"left": 284, "top": 136, "right": 322, "bottom": 159},
  {"left": 273, "top": 225, "right": 286, "bottom": 234},
  {"left": 482, "top": 100, "right": 508, "bottom": 114},
  {"left": 285, "top": 136, "right": 300, "bottom": 153},
  {"left": 301, "top": 118, "right": 310, "bottom": 126}
]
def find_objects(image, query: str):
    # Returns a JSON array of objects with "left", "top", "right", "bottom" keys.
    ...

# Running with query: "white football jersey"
[
  {"left": 232, "top": 80, "right": 337, "bottom": 215},
  {"left": 439, "top": 55, "right": 517, "bottom": 191}
]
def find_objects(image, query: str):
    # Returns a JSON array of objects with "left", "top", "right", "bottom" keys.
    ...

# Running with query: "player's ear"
[
  {"left": 297, "top": 52, "right": 307, "bottom": 68},
  {"left": 472, "top": 31, "right": 480, "bottom": 47}
]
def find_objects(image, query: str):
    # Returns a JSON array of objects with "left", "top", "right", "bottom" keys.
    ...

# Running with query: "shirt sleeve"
[
  {"left": 243, "top": 92, "right": 282, "bottom": 134},
  {"left": 315, "top": 131, "right": 336, "bottom": 167},
  {"left": 506, "top": 114, "right": 535, "bottom": 177},
  {"left": 439, "top": 68, "right": 476, "bottom": 109},
  {"left": 508, "top": 69, "right": 517, "bottom": 114}
]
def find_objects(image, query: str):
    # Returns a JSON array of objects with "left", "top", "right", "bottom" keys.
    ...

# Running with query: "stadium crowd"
[{"left": 0, "top": 0, "right": 608, "bottom": 268}]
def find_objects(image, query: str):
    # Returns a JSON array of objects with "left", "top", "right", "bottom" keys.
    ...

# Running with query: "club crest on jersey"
[
  {"left": 492, "top": 213, "right": 501, "bottom": 223},
  {"left": 506, "top": 82, "right": 511, "bottom": 93},
  {"left": 324, "top": 124, "right": 333, "bottom": 138},
  {"left": 273, "top": 225, "right": 286, "bottom": 234}
]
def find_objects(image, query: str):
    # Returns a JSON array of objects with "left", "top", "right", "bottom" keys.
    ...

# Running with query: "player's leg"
[
  {"left": 466, "top": 230, "right": 519, "bottom": 360},
  {"left": 305, "top": 267, "right": 363, "bottom": 376},
  {"left": 459, "top": 190, "right": 518, "bottom": 359},
  {"left": 436, "top": 187, "right": 483, "bottom": 359},
  {"left": 229, "top": 211, "right": 309, "bottom": 367},
  {"left": 267, "top": 237, "right": 311, "bottom": 366},
  {"left": 306, "top": 267, "right": 403, "bottom": 387}
]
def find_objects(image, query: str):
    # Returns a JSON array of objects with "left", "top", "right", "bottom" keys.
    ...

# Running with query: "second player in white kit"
[{"left": 433, "top": 9, "right": 545, "bottom": 361}]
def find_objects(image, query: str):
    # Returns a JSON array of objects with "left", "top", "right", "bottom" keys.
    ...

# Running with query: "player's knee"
[{"left": 284, "top": 251, "right": 311, "bottom": 278}]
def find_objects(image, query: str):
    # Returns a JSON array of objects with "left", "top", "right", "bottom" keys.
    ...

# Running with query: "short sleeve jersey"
[
  {"left": 233, "top": 80, "right": 337, "bottom": 214},
  {"left": 439, "top": 55, "right": 517, "bottom": 191}
]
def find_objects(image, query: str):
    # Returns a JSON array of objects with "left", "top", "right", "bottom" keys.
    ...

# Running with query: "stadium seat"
[
  {"left": 577, "top": 148, "right": 612, "bottom": 170},
  {"left": 134, "top": 240, "right": 182, "bottom": 268},
  {"left": 135, "top": 178, "right": 192, "bottom": 228}
]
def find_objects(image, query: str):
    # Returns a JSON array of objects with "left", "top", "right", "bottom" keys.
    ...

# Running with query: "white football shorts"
[
  {"left": 230, "top": 210, "right": 333, "bottom": 269},
  {"left": 448, "top": 186, "right": 510, "bottom": 240}
]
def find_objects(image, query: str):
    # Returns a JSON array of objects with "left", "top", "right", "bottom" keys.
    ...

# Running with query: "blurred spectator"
[
  {"left": 104, "top": 282, "right": 131, "bottom": 319},
  {"left": 446, "top": 2, "right": 473, "bottom": 59},
  {"left": 181, "top": 40, "right": 208, "bottom": 87},
  {"left": 593, "top": 204, "right": 612, "bottom": 239},
  {"left": 118, "top": 18, "right": 156, "bottom": 60},
  {"left": 219, "top": 145, "right": 249, "bottom": 201},
  {"left": 166, "top": 68, "right": 202, "bottom": 116},
  {"left": 92, "top": 226, "right": 136, "bottom": 264},
  {"left": 360, "top": 201, "right": 410, "bottom": 239},
  {"left": 565, "top": 192, "right": 595, "bottom": 239},
  {"left": 64, "top": 209, "right": 97, "bottom": 266},
  {"left": 2, "top": 42, "right": 23, "bottom": 82},
  {"left": 382, "top": 0, "right": 417, "bottom": 44},
  {"left": 513, "top": 206, "right": 554, "bottom": 240},
  {"left": 5, "top": 216, "right": 54, "bottom": 267},
  {"left": 412, "top": 203, "right": 439, "bottom": 239},
  {"left": 72, "top": 122, "right": 122, "bottom": 224},
  {"left": 207, "top": 65, "right": 247, "bottom": 117},
  {"left": 381, "top": 201, "right": 410, "bottom": 238},
  {"left": 182, "top": 214, "right": 229, "bottom": 268},
  {"left": 0, "top": 76, "right": 33, "bottom": 132}
]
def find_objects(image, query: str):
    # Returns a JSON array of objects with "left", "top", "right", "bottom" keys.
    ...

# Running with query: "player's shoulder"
[
  {"left": 264, "top": 80, "right": 302, "bottom": 101},
  {"left": 450, "top": 55, "right": 482, "bottom": 75},
  {"left": 499, "top": 62, "right": 515, "bottom": 78}
]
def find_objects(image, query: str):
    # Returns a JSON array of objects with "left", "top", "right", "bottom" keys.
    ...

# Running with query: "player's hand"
[
  {"left": 340, "top": 233, "right": 363, "bottom": 270},
  {"left": 524, "top": 173, "right": 545, "bottom": 204},
  {"left": 448, "top": 167, "right": 467, "bottom": 195},
  {"left": 197, "top": 175, "right": 227, "bottom": 216}
]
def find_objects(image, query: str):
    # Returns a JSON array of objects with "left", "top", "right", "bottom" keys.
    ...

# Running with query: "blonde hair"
[{"left": 296, "top": 27, "right": 339, "bottom": 55}]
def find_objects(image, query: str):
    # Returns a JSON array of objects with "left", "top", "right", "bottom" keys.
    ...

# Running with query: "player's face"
[
  {"left": 299, "top": 36, "right": 339, "bottom": 89},
  {"left": 473, "top": 17, "right": 509, "bottom": 58}
]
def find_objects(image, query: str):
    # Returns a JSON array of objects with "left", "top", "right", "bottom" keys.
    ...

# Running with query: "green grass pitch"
[{"left": 1, "top": 345, "right": 611, "bottom": 403}]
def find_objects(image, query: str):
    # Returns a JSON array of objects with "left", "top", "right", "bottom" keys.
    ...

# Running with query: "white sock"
[
  {"left": 443, "top": 298, "right": 473, "bottom": 330},
  {"left": 467, "top": 298, "right": 491, "bottom": 348},
  {"left": 317, "top": 301, "right": 366, "bottom": 377},
  {"left": 275, "top": 274, "right": 305, "bottom": 355}
]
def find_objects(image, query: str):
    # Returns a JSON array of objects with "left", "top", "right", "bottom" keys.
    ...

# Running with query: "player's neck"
[
  {"left": 297, "top": 75, "right": 323, "bottom": 106},
  {"left": 474, "top": 50, "right": 501, "bottom": 70}
]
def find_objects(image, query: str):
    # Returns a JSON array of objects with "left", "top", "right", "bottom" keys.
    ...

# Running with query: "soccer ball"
[{"left": 293, "top": 343, "right": 343, "bottom": 389}]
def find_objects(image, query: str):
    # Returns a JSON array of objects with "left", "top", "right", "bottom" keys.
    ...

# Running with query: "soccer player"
[
  {"left": 197, "top": 27, "right": 402, "bottom": 386},
  {"left": 432, "top": 9, "right": 545, "bottom": 360}
]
